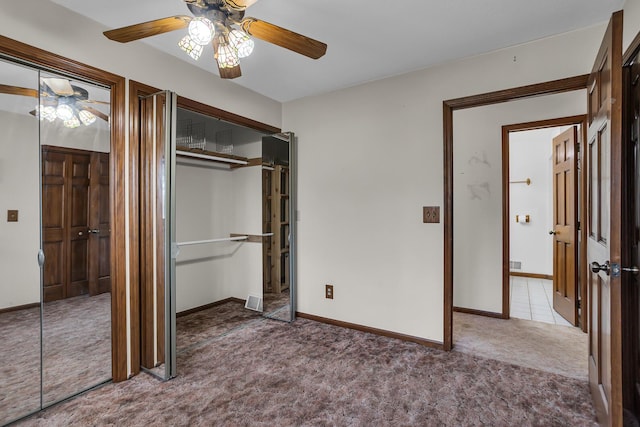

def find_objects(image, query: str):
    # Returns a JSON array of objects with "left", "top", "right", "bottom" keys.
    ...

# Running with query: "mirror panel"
[
  {"left": 0, "top": 58, "right": 42, "bottom": 425},
  {"left": 262, "top": 133, "right": 295, "bottom": 321},
  {"left": 39, "top": 71, "right": 112, "bottom": 406}
]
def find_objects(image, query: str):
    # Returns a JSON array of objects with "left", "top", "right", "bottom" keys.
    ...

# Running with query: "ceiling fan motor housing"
[{"left": 186, "top": 0, "right": 245, "bottom": 25}]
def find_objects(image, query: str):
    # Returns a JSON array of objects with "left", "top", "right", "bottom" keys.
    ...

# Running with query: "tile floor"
[{"left": 510, "top": 276, "right": 574, "bottom": 327}]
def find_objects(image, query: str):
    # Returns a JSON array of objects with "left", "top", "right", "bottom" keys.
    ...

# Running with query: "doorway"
[{"left": 502, "top": 116, "right": 588, "bottom": 331}]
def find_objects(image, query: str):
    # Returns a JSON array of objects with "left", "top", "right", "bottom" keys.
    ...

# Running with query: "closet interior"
[{"left": 139, "top": 93, "right": 295, "bottom": 380}]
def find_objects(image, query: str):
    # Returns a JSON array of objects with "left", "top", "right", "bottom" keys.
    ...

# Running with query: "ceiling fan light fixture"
[
  {"left": 55, "top": 103, "right": 74, "bottom": 121},
  {"left": 178, "top": 35, "right": 204, "bottom": 60},
  {"left": 188, "top": 17, "right": 215, "bottom": 45},
  {"left": 41, "top": 105, "right": 57, "bottom": 122},
  {"left": 228, "top": 29, "right": 254, "bottom": 58},
  {"left": 215, "top": 37, "right": 240, "bottom": 69},
  {"left": 63, "top": 115, "right": 81, "bottom": 129},
  {"left": 78, "top": 109, "right": 97, "bottom": 126}
]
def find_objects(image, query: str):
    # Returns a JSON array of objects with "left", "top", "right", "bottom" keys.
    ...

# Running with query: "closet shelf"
[{"left": 176, "top": 147, "right": 249, "bottom": 165}]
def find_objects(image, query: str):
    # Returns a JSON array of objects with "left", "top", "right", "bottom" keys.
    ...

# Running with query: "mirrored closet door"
[
  {"left": 0, "top": 57, "right": 42, "bottom": 425},
  {"left": 0, "top": 57, "right": 113, "bottom": 424}
]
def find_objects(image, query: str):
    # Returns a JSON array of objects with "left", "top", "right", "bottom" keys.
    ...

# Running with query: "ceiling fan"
[
  {"left": 103, "top": 0, "right": 327, "bottom": 79},
  {"left": 0, "top": 78, "right": 109, "bottom": 128}
]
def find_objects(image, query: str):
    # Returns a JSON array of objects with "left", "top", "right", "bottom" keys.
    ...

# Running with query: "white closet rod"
[
  {"left": 177, "top": 150, "right": 248, "bottom": 165},
  {"left": 177, "top": 236, "right": 248, "bottom": 246},
  {"left": 177, "top": 233, "right": 274, "bottom": 247}
]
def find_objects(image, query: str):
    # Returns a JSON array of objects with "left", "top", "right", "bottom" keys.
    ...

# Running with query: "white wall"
[
  {"left": 0, "top": 111, "right": 40, "bottom": 309},
  {"left": 624, "top": 0, "right": 640, "bottom": 53},
  {"left": 509, "top": 127, "right": 568, "bottom": 276},
  {"left": 175, "top": 140, "right": 263, "bottom": 312},
  {"left": 283, "top": 24, "right": 605, "bottom": 342}
]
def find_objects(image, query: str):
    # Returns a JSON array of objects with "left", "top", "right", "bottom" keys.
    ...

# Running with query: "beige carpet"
[
  {"left": 453, "top": 311, "right": 588, "bottom": 380},
  {"left": 16, "top": 302, "right": 596, "bottom": 426}
]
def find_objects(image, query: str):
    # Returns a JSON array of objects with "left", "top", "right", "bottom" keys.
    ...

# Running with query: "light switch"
[{"left": 7, "top": 210, "right": 18, "bottom": 222}]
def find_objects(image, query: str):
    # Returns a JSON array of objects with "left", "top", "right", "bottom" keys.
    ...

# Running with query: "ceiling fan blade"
[
  {"left": 80, "top": 99, "right": 110, "bottom": 106},
  {"left": 0, "top": 84, "right": 38, "bottom": 98},
  {"left": 223, "top": 0, "right": 260, "bottom": 11},
  {"left": 241, "top": 18, "right": 327, "bottom": 59},
  {"left": 104, "top": 16, "right": 191, "bottom": 43},
  {"left": 42, "top": 78, "right": 74, "bottom": 96},
  {"left": 82, "top": 106, "right": 110, "bottom": 122}
]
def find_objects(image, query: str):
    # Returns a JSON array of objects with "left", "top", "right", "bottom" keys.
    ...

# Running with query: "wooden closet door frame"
[{"left": 0, "top": 36, "right": 128, "bottom": 381}]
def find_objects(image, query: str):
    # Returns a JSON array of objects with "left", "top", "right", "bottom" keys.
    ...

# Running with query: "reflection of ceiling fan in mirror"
[
  {"left": 0, "top": 77, "right": 109, "bottom": 128},
  {"left": 103, "top": 0, "right": 327, "bottom": 79}
]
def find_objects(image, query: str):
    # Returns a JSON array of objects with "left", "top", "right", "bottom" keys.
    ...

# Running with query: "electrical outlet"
[
  {"left": 7, "top": 210, "right": 18, "bottom": 222},
  {"left": 325, "top": 284, "right": 334, "bottom": 299},
  {"left": 423, "top": 206, "right": 440, "bottom": 223}
]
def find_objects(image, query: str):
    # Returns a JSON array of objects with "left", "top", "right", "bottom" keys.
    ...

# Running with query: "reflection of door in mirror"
[
  {"left": 38, "top": 72, "right": 112, "bottom": 407},
  {"left": 0, "top": 58, "right": 42, "bottom": 425}
]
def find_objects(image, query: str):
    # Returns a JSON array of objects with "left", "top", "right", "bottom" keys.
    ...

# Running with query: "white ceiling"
[{"left": 51, "top": 0, "right": 624, "bottom": 103}]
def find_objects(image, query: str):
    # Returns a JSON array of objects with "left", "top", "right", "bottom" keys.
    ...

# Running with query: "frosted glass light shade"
[
  {"left": 42, "top": 106, "right": 57, "bottom": 122},
  {"left": 216, "top": 42, "right": 240, "bottom": 68},
  {"left": 63, "top": 115, "right": 80, "bottom": 128},
  {"left": 188, "top": 17, "right": 215, "bottom": 45},
  {"left": 78, "top": 109, "right": 97, "bottom": 126},
  {"left": 56, "top": 104, "right": 74, "bottom": 121},
  {"left": 178, "top": 35, "right": 204, "bottom": 60},
  {"left": 229, "top": 29, "right": 254, "bottom": 58}
]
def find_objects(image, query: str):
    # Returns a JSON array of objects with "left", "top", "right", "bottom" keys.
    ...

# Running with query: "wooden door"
[
  {"left": 552, "top": 126, "right": 578, "bottom": 325},
  {"left": 42, "top": 149, "right": 67, "bottom": 302},
  {"left": 586, "top": 11, "right": 623, "bottom": 426},
  {"left": 68, "top": 152, "right": 91, "bottom": 298},
  {"left": 89, "top": 152, "right": 111, "bottom": 295},
  {"left": 623, "top": 48, "right": 640, "bottom": 427},
  {"left": 42, "top": 146, "right": 109, "bottom": 302}
]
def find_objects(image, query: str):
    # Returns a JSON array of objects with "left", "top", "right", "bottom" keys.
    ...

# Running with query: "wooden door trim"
[
  {"left": 501, "top": 115, "right": 587, "bottom": 330},
  {"left": 443, "top": 75, "right": 589, "bottom": 351},
  {"left": 0, "top": 35, "right": 128, "bottom": 381}
]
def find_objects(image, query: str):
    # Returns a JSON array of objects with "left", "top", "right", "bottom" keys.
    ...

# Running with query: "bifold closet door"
[
  {"left": 0, "top": 58, "right": 41, "bottom": 426},
  {"left": 139, "top": 90, "right": 177, "bottom": 380},
  {"left": 39, "top": 70, "right": 112, "bottom": 407}
]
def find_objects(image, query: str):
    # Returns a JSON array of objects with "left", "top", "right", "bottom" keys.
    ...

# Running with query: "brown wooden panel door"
[
  {"left": 552, "top": 127, "right": 579, "bottom": 325},
  {"left": 42, "top": 150, "right": 66, "bottom": 302},
  {"left": 67, "top": 153, "right": 91, "bottom": 298},
  {"left": 586, "top": 11, "right": 623, "bottom": 427},
  {"left": 89, "top": 152, "right": 111, "bottom": 296}
]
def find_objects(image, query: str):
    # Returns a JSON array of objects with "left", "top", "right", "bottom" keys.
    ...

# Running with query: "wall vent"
[
  {"left": 245, "top": 294, "right": 263, "bottom": 312},
  {"left": 510, "top": 261, "right": 522, "bottom": 270}
]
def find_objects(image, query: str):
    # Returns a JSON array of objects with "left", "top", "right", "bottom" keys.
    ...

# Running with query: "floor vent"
[
  {"left": 510, "top": 261, "right": 522, "bottom": 270},
  {"left": 245, "top": 294, "right": 263, "bottom": 312}
]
